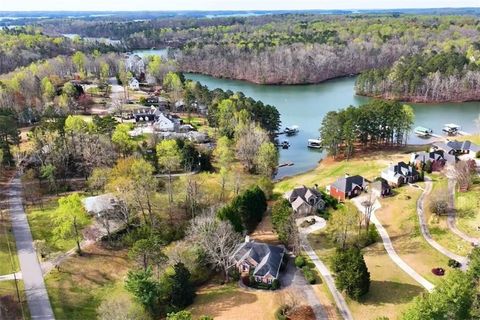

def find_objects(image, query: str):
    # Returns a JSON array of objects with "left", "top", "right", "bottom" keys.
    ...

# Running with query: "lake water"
[{"left": 185, "top": 74, "right": 480, "bottom": 178}]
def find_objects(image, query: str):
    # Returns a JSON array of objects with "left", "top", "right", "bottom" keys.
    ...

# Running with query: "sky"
[{"left": 1, "top": 0, "right": 480, "bottom": 12}]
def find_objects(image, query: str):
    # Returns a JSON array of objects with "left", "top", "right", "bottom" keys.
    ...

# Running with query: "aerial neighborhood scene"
[{"left": 2, "top": 0, "right": 480, "bottom": 319}]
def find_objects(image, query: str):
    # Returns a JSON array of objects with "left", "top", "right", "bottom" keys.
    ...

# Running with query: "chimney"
[
  {"left": 314, "top": 183, "right": 318, "bottom": 190},
  {"left": 345, "top": 173, "right": 350, "bottom": 178}
]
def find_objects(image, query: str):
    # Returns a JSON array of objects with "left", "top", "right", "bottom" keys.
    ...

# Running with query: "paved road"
[
  {"left": 417, "top": 177, "right": 468, "bottom": 267},
  {"left": 280, "top": 258, "right": 328, "bottom": 320},
  {"left": 446, "top": 179, "right": 479, "bottom": 245},
  {"left": 300, "top": 234, "right": 354, "bottom": 320},
  {"left": 352, "top": 197, "right": 435, "bottom": 292},
  {"left": 9, "top": 176, "right": 55, "bottom": 320}
]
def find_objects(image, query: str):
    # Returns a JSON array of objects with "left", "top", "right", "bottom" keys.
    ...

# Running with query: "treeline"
[
  {"left": 356, "top": 48, "right": 480, "bottom": 102},
  {"left": 319, "top": 100, "right": 414, "bottom": 159},
  {"left": 0, "top": 27, "right": 116, "bottom": 74},
  {"left": 176, "top": 15, "right": 479, "bottom": 84},
  {"left": 0, "top": 52, "right": 122, "bottom": 123}
]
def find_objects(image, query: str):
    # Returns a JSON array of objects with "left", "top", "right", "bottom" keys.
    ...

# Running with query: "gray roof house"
[
  {"left": 327, "top": 175, "right": 368, "bottom": 200},
  {"left": 369, "top": 178, "right": 392, "bottom": 197},
  {"left": 410, "top": 150, "right": 456, "bottom": 170},
  {"left": 381, "top": 161, "right": 419, "bottom": 187},
  {"left": 82, "top": 194, "right": 119, "bottom": 217},
  {"left": 231, "top": 241, "right": 285, "bottom": 284},
  {"left": 433, "top": 140, "right": 480, "bottom": 155},
  {"left": 284, "top": 185, "right": 325, "bottom": 215}
]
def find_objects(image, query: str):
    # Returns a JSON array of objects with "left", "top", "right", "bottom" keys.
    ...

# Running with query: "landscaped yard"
[
  {"left": 425, "top": 173, "right": 471, "bottom": 256},
  {"left": 274, "top": 148, "right": 417, "bottom": 194},
  {"left": 26, "top": 199, "right": 92, "bottom": 253},
  {"left": 374, "top": 185, "right": 449, "bottom": 284},
  {"left": 45, "top": 243, "right": 132, "bottom": 320},
  {"left": 455, "top": 180, "right": 480, "bottom": 238},
  {"left": 188, "top": 282, "right": 281, "bottom": 320},
  {"left": 308, "top": 229, "right": 424, "bottom": 320}
]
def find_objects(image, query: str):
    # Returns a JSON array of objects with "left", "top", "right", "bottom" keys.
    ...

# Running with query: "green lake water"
[{"left": 185, "top": 74, "right": 480, "bottom": 178}]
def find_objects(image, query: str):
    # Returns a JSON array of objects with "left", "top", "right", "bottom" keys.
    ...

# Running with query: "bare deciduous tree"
[
  {"left": 187, "top": 208, "right": 242, "bottom": 281},
  {"left": 446, "top": 161, "right": 475, "bottom": 192}
]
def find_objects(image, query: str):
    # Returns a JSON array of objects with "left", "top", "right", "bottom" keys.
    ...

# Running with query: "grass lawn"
[
  {"left": 0, "top": 211, "right": 20, "bottom": 275},
  {"left": 45, "top": 243, "right": 132, "bottom": 320},
  {"left": 425, "top": 173, "right": 471, "bottom": 256},
  {"left": 274, "top": 148, "right": 417, "bottom": 194},
  {"left": 0, "top": 280, "right": 29, "bottom": 319},
  {"left": 457, "top": 134, "right": 480, "bottom": 145},
  {"left": 455, "top": 180, "right": 480, "bottom": 238},
  {"left": 308, "top": 230, "right": 424, "bottom": 320},
  {"left": 188, "top": 282, "right": 281, "bottom": 320},
  {"left": 374, "top": 185, "right": 449, "bottom": 285}
]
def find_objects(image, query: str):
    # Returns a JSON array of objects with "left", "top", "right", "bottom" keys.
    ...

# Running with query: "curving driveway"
[
  {"left": 352, "top": 197, "right": 435, "bottom": 292},
  {"left": 446, "top": 179, "right": 479, "bottom": 245},
  {"left": 417, "top": 177, "right": 468, "bottom": 266},
  {"left": 299, "top": 227, "right": 354, "bottom": 320}
]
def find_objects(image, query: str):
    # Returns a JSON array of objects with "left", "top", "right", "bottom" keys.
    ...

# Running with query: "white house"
[
  {"left": 128, "top": 78, "right": 140, "bottom": 90},
  {"left": 154, "top": 113, "right": 176, "bottom": 132}
]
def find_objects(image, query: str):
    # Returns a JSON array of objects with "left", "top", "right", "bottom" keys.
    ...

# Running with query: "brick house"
[{"left": 327, "top": 175, "right": 368, "bottom": 201}]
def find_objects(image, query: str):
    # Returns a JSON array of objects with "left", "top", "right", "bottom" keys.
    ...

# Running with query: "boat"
[
  {"left": 442, "top": 123, "right": 461, "bottom": 136},
  {"left": 285, "top": 125, "right": 299, "bottom": 136},
  {"left": 307, "top": 138, "right": 322, "bottom": 149},
  {"left": 278, "top": 161, "right": 294, "bottom": 168},
  {"left": 414, "top": 126, "right": 433, "bottom": 137},
  {"left": 280, "top": 140, "right": 290, "bottom": 149}
]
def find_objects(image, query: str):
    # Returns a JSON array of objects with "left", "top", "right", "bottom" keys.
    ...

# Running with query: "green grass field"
[
  {"left": 455, "top": 180, "right": 480, "bottom": 238},
  {"left": 0, "top": 280, "right": 29, "bottom": 319},
  {"left": 0, "top": 213, "right": 19, "bottom": 275}
]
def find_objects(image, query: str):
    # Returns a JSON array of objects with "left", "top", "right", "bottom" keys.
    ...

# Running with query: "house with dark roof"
[
  {"left": 410, "top": 150, "right": 456, "bottom": 171},
  {"left": 433, "top": 140, "right": 480, "bottom": 156},
  {"left": 327, "top": 175, "right": 368, "bottom": 201},
  {"left": 231, "top": 241, "right": 285, "bottom": 284},
  {"left": 381, "top": 161, "right": 419, "bottom": 187},
  {"left": 284, "top": 185, "right": 325, "bottom": 215},
  {"left": 368, "top": 178, "right": 392, "bottom": 198}
]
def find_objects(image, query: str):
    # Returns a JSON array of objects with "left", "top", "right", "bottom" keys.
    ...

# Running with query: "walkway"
[
  {"left": 352, "top": 197, "right": 435, "bottom": 292},
  {"left": 300, "top": 233, "right": 354, "bottom": 320},
  {"left": 0, "top": 272, "right": 22, "bottom": 281},
  {"left": 9, "top": 175, "right": 55, "bottom": 320},
  {"left": 446, "top": 179, "right": 479, "bottom": 245},
  {"left": 417, "top": 177, "right": 468, "bottom": 266}
]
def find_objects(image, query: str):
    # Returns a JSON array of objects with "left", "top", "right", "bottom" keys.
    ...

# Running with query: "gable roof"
[
  {"left": 284, "top": 185, "right": 322, "bottom": 210},
  {"left": 371, "top": 178, "right": 390, "bottom": 191},
  {"left": 386, "top": 161, "right": 418, "bottom": 177},
  {"left": 232, "top": 242, "right": 285, "bottom": 278},
  {"left": 82, "top": 194, "right": 117, "bottom": 215},
  {"left": 331, "top": 175, "right": 367, "bottom": 193}
]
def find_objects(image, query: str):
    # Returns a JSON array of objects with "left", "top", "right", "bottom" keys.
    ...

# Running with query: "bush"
[
  {"left": 274, "top": 307, "right": 288, "bottom": 320},
  {"left": 321, "top": 191, "right": 339, "bottom": 210},
  {"left": 229, "top": 268, "right": 240, "bottom": 281},
  {"left": 271, "top": 279, "right": 280, "bottom": 290},
  {"left": 476, "top": 151, "right": 480, "bottom": 159},
  {"left": 302, "top": 266, "right": 316, "bottom": 284},
  {"left": 430, "top": 199, "right": 449, "bottom": 216},
  {"left": 295, "top": 256, "right": 306, "bottom": 268},
  {"left": 448, "top": 259, "right": 461, "bottom": 269}
]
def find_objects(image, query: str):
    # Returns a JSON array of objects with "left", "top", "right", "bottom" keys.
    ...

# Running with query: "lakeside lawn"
[
  {"left": 274, "top": 148, "right": 419, "bottom": 195},
  {"left": 45, "top": 243, "right": 132, "bottom": 320},
  {"left": 425, "top": 173, "right": 471, "bottom": 256},
  {"left": 455, "top": 180, "right": 480, "bottom": 238},
  {"left": 374, "top": 185, "right": 449, "bottom": 285}
]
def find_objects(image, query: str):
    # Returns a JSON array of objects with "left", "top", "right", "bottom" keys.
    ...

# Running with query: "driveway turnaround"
[
  {"left": 9, "top": 176, "right": 55, "bottom": 320},
  {"left": 418, "top": 178, "right": 468, "bottom": 267},
  {"left": 353, "top": 197, "right": 435, "bottom": 292}
]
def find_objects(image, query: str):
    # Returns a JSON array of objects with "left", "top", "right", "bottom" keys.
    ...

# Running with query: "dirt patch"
[
  {"left": 249, "top": 211, "right": 281, "bottom": 245},
  {"left": 288, "top": 305, "right": 316, "bottom": 320}
]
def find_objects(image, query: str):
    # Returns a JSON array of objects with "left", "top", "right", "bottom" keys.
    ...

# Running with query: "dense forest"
[
  {"left": 319, "top": 100, "right": 414, "bottom": 159},
  {"left": 355, "top": 48, "right": 480, "bottom": 102},
  {"left": 34, "top": 15, "right": 480, "bottom": 85},
  {"left": 0, "top": 27, "right": 116, "bottom": 74}
]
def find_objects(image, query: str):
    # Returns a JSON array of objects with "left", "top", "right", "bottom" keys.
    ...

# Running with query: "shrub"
[
  {"left": 448, "top": 259, "right": 461, "bottom": 269},
  {"left": 302, "top": 266, "right": 316, "bottom": 284},
  {"left": 271, "top": 279, "right": 280, "bottom": 290},
  {"left": 274, "top": 307, "right": 288, "bottom": 320},
  {"left": 295, "top": 256, "right": 306, "bottom": 268},
  {"left": 331, "top": 248, "right": 370, "bottom": 300},
  {"left": 476, "top": 151, "right": 480, "bottom": 159},
  {"left": 430, "top": 199, "right": 449, "bottom": 216},
  {"left": 229, "top": 268, "right": 240, "bottom": 281}
]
